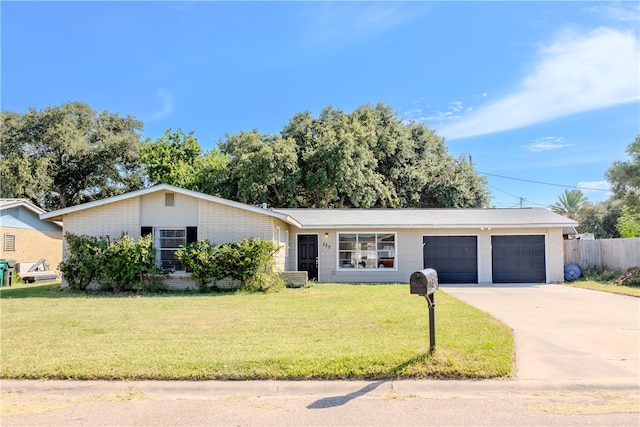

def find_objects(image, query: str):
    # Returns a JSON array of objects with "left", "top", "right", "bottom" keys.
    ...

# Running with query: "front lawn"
[
  {"left": 565, "top": 281, "right": 640, "bottom": 297},
  {"left": 0, "top": 283, "right": 513, "bottom": 380}
]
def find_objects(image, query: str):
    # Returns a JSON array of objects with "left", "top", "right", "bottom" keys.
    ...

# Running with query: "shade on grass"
[{"left": 0, "top": 283, "right": 513, "bottom": 380}]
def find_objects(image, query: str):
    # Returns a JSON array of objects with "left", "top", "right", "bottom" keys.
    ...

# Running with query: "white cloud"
[
  {"left": 146, "top": 90, "right": 174, "bottom": 122},
  {"left": 439, "top": 27, "right": 640, "bottom": 140},
  {"left": 404, "top": 108, "right": 423, "bottom": 117},
  {"left": 578, "top": 180, "right": 612, "bottom": 202},
  {"left": 585, "top": 2, "right": 640, "bottom": 23},
  {"left": 522, "top": 137, "right": 572, "bottom": 152},
  {"left": 304, "top": 3, "right": 419, "bottom": 46},
  {"left": 449, "top": 101, "right": 464, "bottom": 112},
  {"left": 578, "top": 180, "right": 611, "bottom": 191}
]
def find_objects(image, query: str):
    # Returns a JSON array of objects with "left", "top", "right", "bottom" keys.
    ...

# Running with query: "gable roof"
[
  {"left": 39, "top": 185, "right": 577, "bottom": 230},
  {"left": 39, "top": 184, "right": 298, "bottom": 225},
  {"left": 1, "top": 198, "right": 47, "bottom": 216},
  {"left": 275, "top": 207, "right": 578, "bottom": 229},
  {"left": 1, "top": 198, "right": 63, "bottom": 230}
]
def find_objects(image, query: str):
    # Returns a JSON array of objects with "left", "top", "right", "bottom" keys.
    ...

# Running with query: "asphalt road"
[
  {"left": 2, "top": 283, "right": 639, "bottom": 426},
  {"left": 1, "top": 378, "right": 639, "bottom": 426}
]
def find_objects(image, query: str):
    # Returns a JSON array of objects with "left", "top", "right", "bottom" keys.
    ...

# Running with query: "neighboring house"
[
  {"left": 40, "top": 184, "right": 578, "bottom": 287},
  {"left": 0, "top": 199, "right": 63, "bottom": 273}
]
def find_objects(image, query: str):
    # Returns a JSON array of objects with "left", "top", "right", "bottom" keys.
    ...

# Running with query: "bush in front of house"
[
  {"left": 60, "top": 233, "right": 156, "bottom": 292},
  {"left": 174, "top": 239, "right": 220, "bottom": 291},
  {"left": 177, "top": 238, "right": 285, "bottom": 292}
]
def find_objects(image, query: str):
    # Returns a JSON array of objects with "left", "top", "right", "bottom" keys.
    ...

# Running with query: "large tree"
[
  {"left": 606, "top": 135, "right": 640, "bottom": 209},
  {"left": 282, "top": 103, "right": 489, "bottom": 208},
  {"left": 218, "top": 130, "right": 299, "bottom": 207},
  {"left": 0, "top": 102, "right": 144, "bottom": 210},
  {"left": 140, "top": 128, "right": 202, "bottom": 190},
  {"left": 579, "top": 201, "right": 621, "bottom": 239}
]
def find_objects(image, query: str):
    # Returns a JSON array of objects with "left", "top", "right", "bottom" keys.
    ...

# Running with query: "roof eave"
[
  {"left": 39, "top": 184, "right": 295, "bottom": 223},
  {"left": 295, "top": 222, "right": 578, "bottom": 229}
]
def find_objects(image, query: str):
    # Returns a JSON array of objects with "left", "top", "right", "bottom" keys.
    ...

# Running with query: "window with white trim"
[
  {"left": 284, "top": 230, "right": 289, "bottom": 257},
  {"left": 275, "top": 227, "right": 281, "bottom": 257},
  {"left": 155, "top": 228, "right": 186, "bottom": 271},
  {"left": 338, "top": 233, "right": 396, "bottom": 269}
]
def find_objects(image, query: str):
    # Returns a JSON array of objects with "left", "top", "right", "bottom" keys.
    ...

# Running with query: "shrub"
[
  {"left": 133, "top": 275, "right": 170, "bottom": 293},
  {"left": 60, "top": 234, "right": 109, "bottom": 291},
  {"left": 617, "top": 267, "right": 640, "bottom": 287},
  {"left": 176, "top": 238, "right": 284, "bottom": 292},
  {"left": 214, "top": 239, "right": 284, "bottom": 292},
  {"left": 103, "top": 234, "right": 155, "bottom": 292},
  {"left": 60, "top": 233, "right": 156, "bottom": 292},
  {"left": 175, "top": 240, "right": 220, "bottom": 291},
  {"left": 579, "top": 268, "right": 620, "bottom": 283}
]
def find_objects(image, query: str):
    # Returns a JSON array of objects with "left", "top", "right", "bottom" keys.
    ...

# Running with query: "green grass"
[
  {"left": 564, "top": 268, "right": 640, "bottom": 297},
  {"left": 0, "top": 282, "right": 513, "bottom": 380},
  {"left": 565, "top": 281, "right": 640, "bottom": 297}
]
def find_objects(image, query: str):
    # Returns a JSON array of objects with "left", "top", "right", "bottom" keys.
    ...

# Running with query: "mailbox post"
[{"left": 410, "top": 269, "right": 438, "bottom": 353}]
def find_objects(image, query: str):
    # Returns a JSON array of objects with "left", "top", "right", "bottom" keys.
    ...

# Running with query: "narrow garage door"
[
  {"left": 423, "top": 236, "right": 478, "bottom": 284},
  {"left": 491, "top": 235, "right": 546, "bottom": 283}
]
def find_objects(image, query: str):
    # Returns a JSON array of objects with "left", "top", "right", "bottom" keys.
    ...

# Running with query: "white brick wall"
[
  {"left": 198, "top": 200, "right": 274, "bottom": 242},
  {"left": 197, "top": 200, "right": 290, "bottom": 272},
  {"left": 64, "top": 198, "right": 140, "bottom": 238}
]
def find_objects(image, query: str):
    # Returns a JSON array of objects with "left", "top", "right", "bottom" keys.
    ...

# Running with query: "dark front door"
[
  {"left": 423, "top": 236, "right": 478, "bottom": 284},
  {"left": 297, "top": 234, "right": 318, "bottom": 281},
  {"left": 491, "top": 235, "right": 546, "bottom": 283}
]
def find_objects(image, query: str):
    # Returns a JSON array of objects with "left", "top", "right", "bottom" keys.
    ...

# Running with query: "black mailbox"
[{"left": 410, "top": 268, "right": 438, "bottom": 296}]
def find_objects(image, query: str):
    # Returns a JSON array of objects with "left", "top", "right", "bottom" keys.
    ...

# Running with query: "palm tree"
[{"left": 551, "top": 189, "right": 590, "bottom": 220}]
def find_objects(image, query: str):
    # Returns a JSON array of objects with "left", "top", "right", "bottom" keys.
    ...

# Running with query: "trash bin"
[
  {"left": 2, "top": 259, "right": 16, "bottom": 287},
  {"left": 0, "top": 260, "right": 6, "bottom": 288}
]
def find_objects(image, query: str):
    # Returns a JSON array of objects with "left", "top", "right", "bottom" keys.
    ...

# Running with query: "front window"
[
  {"left": 338, "top": 233, "right": 396, "bottom": 269},
  {"left": 156, "top": 228, "right": 186, "bottom": 271}
]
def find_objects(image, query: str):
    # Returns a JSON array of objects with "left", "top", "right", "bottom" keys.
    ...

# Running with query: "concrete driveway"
[{"left": 441, "top": 283, "right": 640, "bottom": 384}]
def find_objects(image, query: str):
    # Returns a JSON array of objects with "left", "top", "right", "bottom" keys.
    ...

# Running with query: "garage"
[
  {"left": 423, "top": 236, "right": 478, "bottom": 283},
  {"left": 491, "top": 235, "right": 546, "bottom": 283}
]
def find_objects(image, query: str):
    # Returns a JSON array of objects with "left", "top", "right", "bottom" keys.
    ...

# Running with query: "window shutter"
[
  {"left": 141, "top": 227, "right": 153, "bottom": 237},
  {"left": 186, "top": 227, "right": 197, "bottom": 244}
]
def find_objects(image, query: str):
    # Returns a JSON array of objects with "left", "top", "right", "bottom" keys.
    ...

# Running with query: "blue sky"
[{"left": 2, "top": 1, "right": 638, "bottom": 208}]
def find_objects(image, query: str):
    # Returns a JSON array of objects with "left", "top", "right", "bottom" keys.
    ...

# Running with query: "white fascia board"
[
  {"left": 293, "top": 222, "right": 577, "bottom": 229},
  {"left": 39, "top": 184, "right": 294, "bottom": 224}
]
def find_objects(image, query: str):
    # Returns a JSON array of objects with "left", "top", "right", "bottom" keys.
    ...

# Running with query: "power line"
[
  {"left": 487, "top": 184, "right": 550, "bottom": 208},
  {"left": 478, "top": 171, "right": 611, "bottom": 192}
]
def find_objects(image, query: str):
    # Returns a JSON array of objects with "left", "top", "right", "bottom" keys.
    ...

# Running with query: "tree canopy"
[
  {"left": 279, "top": 103, "right": 489, "bottom": 208},
  {"left": 2, "top": 101, "right": 490, "bottom": 210},
  {"left": 549, "top": 135, "right": 640, "bottom": 238},
  {"left": 140, "top": 128, "right": 202, "bottom": 190},
  {"left": 606, "top": 135, "right": 640, "bottom": 210},
  {"left": 1, "top": 102, "right": 143, "bottom": 210}
]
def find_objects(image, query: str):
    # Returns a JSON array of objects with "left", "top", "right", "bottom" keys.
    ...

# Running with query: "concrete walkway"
[{"left": 441, "top": 283, "right": 640, "bottom": 383}]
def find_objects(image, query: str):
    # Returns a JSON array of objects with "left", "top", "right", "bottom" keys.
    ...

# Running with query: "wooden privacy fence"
[{"left": 564, "top": 238, "right": 640, "bottom": 271}]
